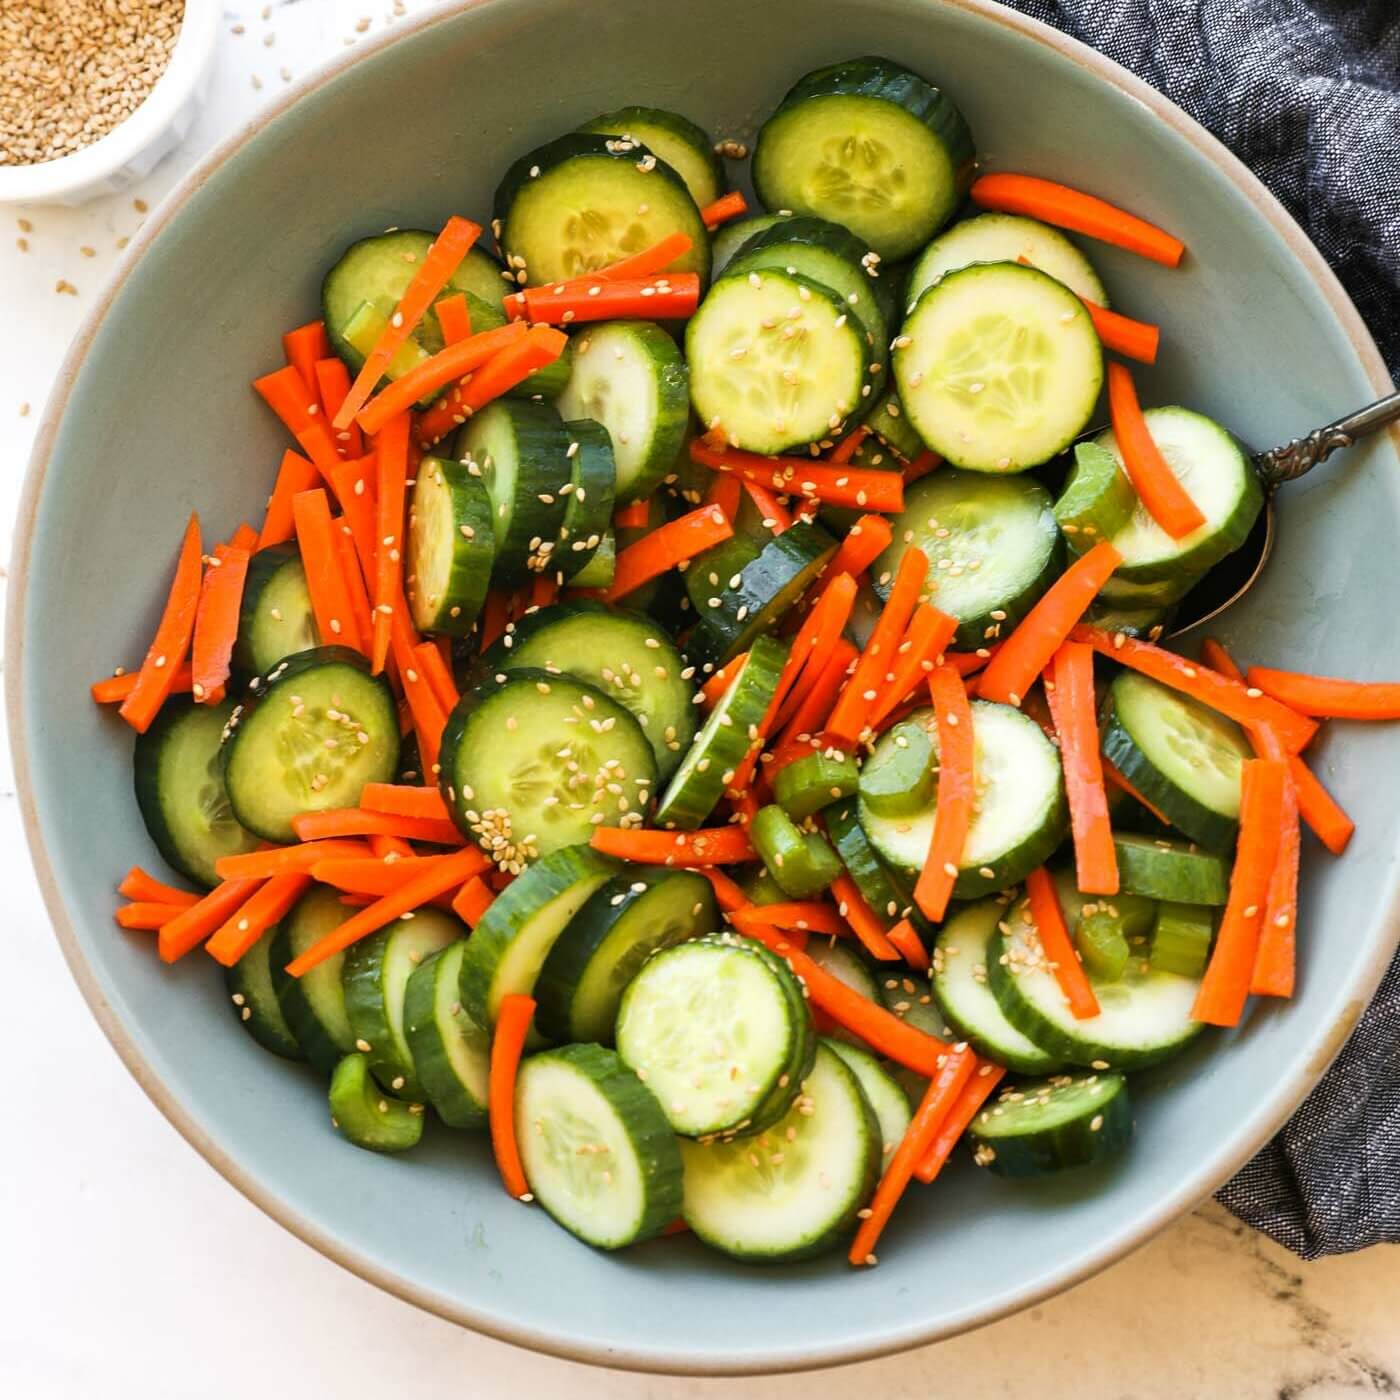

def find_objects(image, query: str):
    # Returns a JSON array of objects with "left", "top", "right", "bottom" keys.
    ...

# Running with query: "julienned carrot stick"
[
  {"left": 372, "top": 411, "right": 411, "bottom": 673},
  {"left": 392, "top": 610, "right": 447, "bottom": 777},
  {"left": 589, "top": 824, "right": 756, "bottom": 866},
  {"left": 1024, "top": 865, "right": 1101, "bottom": 1019},
  {"left": 703, "top": 472, "right": 743, "bottom": 524},
  {"left": 118, "top": 867, "right": 200, "bottom": 907},
  {"left": 1046, "top": 641, "right": 1119, "bottom": 896},
  {"left": 354, "top": 322, "right": 528, "bottom": 436},
  {"left": 452, "top": 875, "right": 495, "bottom": 928},
  {"left": 947, "top": 648, "right": 996, "bottom": 678},
  {"left": 258, "top": 449, "right": 321, "bottom": 548},
  {"left": 490, "top": 994, "right": 536, "bottom": 1201},
  {"left": 291, "top": 489, "right": 363, "bottom": 653},
  {"left": 903, "top": 450, "right": 941, "bottom": 484},
  {"left": 915, "top": 1061, "right": 1007, "bottom": 1184},
  {"left": 284, "top": 845, "right": 490, "bottom": 976},
  {"left": 742, "top": 479, "right": 793, "bottom": 533},
  {"left": 413, "top": 641, "right": 460, "bottom": 715},
  {"left": 157, "top": 875, "right": 264, "bottom": 963},
  {"left": 334, "top": 214, "right": 481, "bottom": 430},
  {"left": 368, "top": 832, "right": 415, "bottom": 861},
  {"left": 701, "top": 652, "right": 748, "bottom": 708},
  {"left": 690, "top": 439, "right": 905, "bottom": 513},
  {"left": 971, "top": 173, "right": 1186, "bottom": 267},
  {"left": 314, "top": 357, "right": 362, "bottom": 458},
  {"left": 830, "top": 872, "right": 902, "bottom": 961},
  {"left": 118, "top": 514, "right": 203, "bottom": 734},
  {"left": 214, "top": 839, "right": 370, "bottom": 880},
  {"left": 1245, "top": 666, "right": 1400, "bottom": 720},
  {"left": 360, "top": 783, "right": 452, "bottom": 822},
  {"left": 283, "top": 320, "right": 331, "bottom": 398},
  {"left": 295, "top": 420, "right": 343, "bottom": 479},
  {"left": 614, "top": 498, "right": 651, "bottom": 529},
  {"left": 1072, "top": 626, "right": 1319, "bottom": 754},
  {"left": 519, "top": 274, "right": 700, "bottom": 326},
  {"left": 478, "top": 588, "right": 511, "bottom": 651},
  {"left": 325, "top": 453, "right": 378, "bottom": 570},
  {"left": 700, "top": 190, "right": 748, "bottom": 228},
  {"left": 697, "top": 866, "right": 751, "bottom": 913},
  {"left": 205, "top": 872, "right": 313, "bottom": 966},
  {"left": 886, "top": 918, "right": 930, "bottom": 971},
  {"left": 190, "top": 544, "right": 250, "bottom": 705},
  {"left": 868, "top": 603, "right": 959, "bottom": 729},
  {"left": 1102, "top": 756, "right": 1174, "bottom": 827},
  {"left": 291, "top": 808, "right": 464, "bottom": 846},
  {"left": 503, "top": 233, "right": 696, "bottom": 317},
  {"left": 603, "top": 504, "right": 733, "bottom": 601},
  {"left": 1192, "top": 759, "right": 1288, "bottom": 1026},
  {"left": 913, "top": 665, "right": 976, "bottom": 923},
  {"left": 1107, "top": 363, "right": 1205, "bottom": 540},
  {"left": 435, "top": 292, "right": 472, "bottom": 345},
  {"left": 726, "top": 901, "right": 848, "bottom": 936},
  {"left": 228, "top": 522, "right": 259, "bottom": 554},
  {"left": 254, "top": 364, "right": 318, "bottom": 438},
  {"left": 310, "top": 855, "right": 452, "bottom": 897},
  {"left": 1085, "top": 300, "right": 1160, "bottom": 365},
  {"left": 115, "top": 902, "right": 184, "bottom": 931},
  {"left": 827, "top": 427, "right": 869, "bottom": 465},
  {"left": 848, "top": 1045, "right": 976, "bottom": 1267},
  {"left": 1252, "top": 771, "right": 1300, "bottom": 998},
  {"left": 774, "top": 639, "right": 859, "bottom": 748},
  {"left": 978, "top": 541, "right": 1122, "bottom": 706},
  {"left": 333, "top": 518, "right": 376, "bottom": 655},
  {"left": 823, "top": 514, "right": 893, "bottom": 586}
]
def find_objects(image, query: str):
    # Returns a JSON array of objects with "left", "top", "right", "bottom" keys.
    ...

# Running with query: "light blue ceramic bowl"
[{"left": 10, "top": 0, "right": 1399, "bottom": 1375}]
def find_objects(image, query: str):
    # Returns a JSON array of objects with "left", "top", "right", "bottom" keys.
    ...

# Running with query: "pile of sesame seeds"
[{"left": 1, "top": 1, "right": 184, "bottom": 167}]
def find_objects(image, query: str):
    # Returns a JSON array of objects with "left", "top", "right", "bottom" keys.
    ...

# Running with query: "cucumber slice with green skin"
[
  {"left": 1113, "top": 832, "right": 1230, "bottom": 905},
  {"left": 1098, "top": 408, "right": 1264, "bottom": 584},
  {"left": 1100, "top": 669, "right": 1250, "bottom": 854},
  {"left": 616, "top": 933, "right": 814, "bottom": 1138},
  {"left": 455, "top": 399, "right": 570, "bottom": 584},
  {"left": 233, "top": 544, "right": 319, "bottom": 682},
  {"left": 932, "top": 900, "right": 1064, "bottom": 1074},
  {"left": 1054, "top": 441, "right": 1136, "bottom": 549},
  {"left": 895, "top": 262, "right": 1104, "bottom": 473},
  {"left": 824, "top": 800, "right": 927, "bottom": 932},
  {"left": 554, "top": 418, "right": 616, "bottom": 582},
  {"left": 686, "top": 270, "right": 868, "bottom": 455},
  {"left": 1083, "top": 598, "right": 1173, "bottom": 641},
  {"left": 577, "top": 106, "right": 724, "bottom": 210},
  {"left": 329, "top": 1053, "right": 424, "bottom": 1154},
  {"left": 737, "top": 863, "right": 788, "bottom": 906},
  {"left": 824, "top": 1038, "right": 912, "bottom": 1161},
  {"left": 134, "top": 697, "right": 258, "bottom": 888},
  {"left": 908, "top": 212, "right": 1109, "bottom": 307},
  {"left": 879, "top": 968, "right": 948, "bottom": 1039},
  {"left": 859, "top": 701, "right": 1068, "bottom": 900},
  {"left": 495, "top": 133, "right": 710, "bottom": 287},
  {"left": 1074, "top": 908, "right": 1130, "bottom": 982},
  {"left": 1151, "top": 902, "right": 1215, "bottom": 979},
  {"left": 476, "top": 600, "right": 696, "bottom": 780},
  {"left": 403, "top": 941, "right": 489, "bottom": 1128},
  {"left": 533, "top": 866, "right": 716, "bottom": 1045},
  {"left": 516, "top": 1043, "right": 684, "bottom": 1247},
  {"left": 1052, "top": 868, "right": 1157, "bottom": 941},
  {"left": 712, "top": 214, "right": 790, "bottom": 277},
  {"left": 556, "top": 320, "right": 690, "bottom": 504},
  {"left": 806, "top": 940, "right": 884, "bottom": 1050},
  {"left": 988, "top": 892, "right": 1205, "bottom": 1069},
  {"left": 221, "top": 647, "right": 399, "bottom": 844},
  {"left": 343, "top": 908, "right": 461, "bottom": 1099},
  {"left": 270, "top": 886, "right": 357, "bottom": 1074},
  {"left": 753, "top": 56, "right": 974, "bottom": 263},
  {"left": 406, "top": 455, "right": 495, "bottom": 636},
  {"left": 654, "top": 633, "right": 787, "bottom": 830},
  {"left": 863, "top": 384, "right": 924, "bottom": 462},
  {"left": 225, "top": 928, "right": 303, "bottom": 1060},
  {"left": 458, "top": 245, "right": 510, "bottom": 314},
  {"left": 772, "top": 749, "right": 859, "bottom": 821},
  {"left": 1097, "top": 568, "right": 1206, "bottom": 606},
  {"left": 969, "top": 1070, "right": 1131, "bottom": 1177},
  {"left": 679, "top": 1042, "right": 879, "bottom": 1262},
  {"left": 857, "top": 718, "right": 935, "bottom": 818},
  {"left": 440, "top": 669, "right": 657, "bottom": 866},
  {"left": 457, "top": 843, "right": 618, "bottom": 1030},
  {"left": 569, "top": 529, "right": 616, "bottom": 589},
  {"left": 872, "top": 469, "right": 1062, "bottom": 651},
  {"left": 684, "top": 518, "right": 837, "bottom": 667},
  {"left": 752, "top": 804, "right": 844, "bottom": 898}
]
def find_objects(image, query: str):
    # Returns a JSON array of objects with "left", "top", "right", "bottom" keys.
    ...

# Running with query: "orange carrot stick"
[
  {"left": 118, "top": 867, "right": 200, "bottom": 907},
  {"left": 490, "top": 994, "right": 535, "bottom": 1200},
  {"left": 1245, "top": 666, "right": 1400, "bottom": 720},
  {"left": 701, "top": 652, "right": 749, "bottom": 709},
  {"left": 359, "top": 783, "right": 452, "bottom": 822},
  {"left": 700, "top": 190, "right": 748, "bottom": 228},
  {"left": 451, "top": 875, "right": 495, "bottom": 928},
  {"left": 291, "top": 489, "right": 363, "bottom": 653},
  {"left": 903, "top": 450, "right": 942, "bottom": 484},
  {"left": 258, "top": 449, "right": 321, "bottom": 549},
  {"left": 603, "top": 504, "right": 733, "bottom": 602},
  {"left": 868, "top": 603, "right": 960, "bottom": 729},
  {"left": 886, "top": 918, "right": 930, "bottom": 971},
  {"left": 1251, "top": 771, "right": 1300, "bottom": 998},
  {"left": 690, "top": 438, "right": 905, "bottom": 513},
  {"left": 697, "top": 866, "right": 750, "bottom": 913},
  {"left": 372, "top": 411, "right": 411, "bottom": 673},
  {"left": 282, "top": 320, "right": 331, "bottom": 398},
  {"left": 412, "top": 641, "right": 460, "bottom": 715},
  {"left": 254, "top": 364, "right": 317, "bottom": 438},
  {"left": 205, "top": 872, "right": 313, "bottom": 966},
  {"left": 333, "top": 517, "right": 375, "bottom": 654},
  {"left": 773, "top": 639, "right": 859, "bottom": 752},
  {"left": 589, "top": 824, "right": 756, "bottom": 866},
  {"left": 310, "top": 855, "right": 452, "bottom": 897},
  {"left": 434, "top": 292, "right": 473, "bottom": 345},
  {"left": 157, "top": 876, "right": 264, "bottom": 963},
  {"left": 503, "top": 233, "right": 697, "bottom": 318},
  {"left": 1014, "top": 256, "right": 1160, "bottom": 364},
  {"left": 725, "top": 901, "right": 848, "bottom": 936},
  {"left": 1025, "top": 865, "right": 1101, "bottom": 1019},
  {"left": 291, "top": 807, "right": 462, "bottom": 846},
  {"left": 830, "top": 872, "right": 902, "bottom": 961},
  {"left": 741, "top": 479, "right": 793, "bottom": 533},
  {"left": 913, "top": 665, "right": 976, "bottom": 923},
  {"left": 1107, "top": 363, "right": 1205, "bottom": 540},
  {"left": 115, "top": 902, "right": 184, "bottom": 931},
  {"left": 391, "top": 611, "right": 447, "bottom": 778},
  {"left": 190, "top": 545, "right": 250, "bottom": 705},
  {"left": 214, "top": 840, "right": 370, "bottom": 880},
  {"left": 915, "top": 1061, "right": 1007, "bottom": 1183},
  {"left": 827, "top": 427, "right": 869, "bottom": 465},
  {"left": 325, "top": 452, "right": 378, "bottom": 569},
  {"left": 314, "top": 357, "right": 362, "bottom": 458},
  {"left": 820, "top": 513, "right": 892, "bottom": 589},
  {"left": 519, "top": 274, "right": 700, "bottom": 326},
  {"left": 614, "top": 498, "right": 651, "bottom": 529}
]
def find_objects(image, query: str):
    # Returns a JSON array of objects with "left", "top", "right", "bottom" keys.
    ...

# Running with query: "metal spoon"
[{"left": 1168, "top": 390, "right": 1400, "bottom": 635}]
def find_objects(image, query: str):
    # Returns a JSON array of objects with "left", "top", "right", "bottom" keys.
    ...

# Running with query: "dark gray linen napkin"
[{"left": 993, "top": 0, "right": 1399, "bottom": 1257}]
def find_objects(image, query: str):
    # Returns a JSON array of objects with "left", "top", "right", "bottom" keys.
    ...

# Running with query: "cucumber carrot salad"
[{"left": 97, "top": 57, "right": 1386, "bottom": 1268}]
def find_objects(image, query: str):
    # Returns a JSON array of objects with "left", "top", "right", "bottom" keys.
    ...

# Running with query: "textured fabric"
[{"left": 990, "top": 0, "right": 1400, "bottom": 1258}]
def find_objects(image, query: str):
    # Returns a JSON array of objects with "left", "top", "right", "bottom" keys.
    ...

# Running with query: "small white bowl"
[{"left": 0, "top": 0, "right": 220, "bottom": 207}]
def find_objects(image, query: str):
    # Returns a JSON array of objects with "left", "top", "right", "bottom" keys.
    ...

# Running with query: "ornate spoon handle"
[{"left": 1252, "top": 390, "right": 1400, "bottom": 490}]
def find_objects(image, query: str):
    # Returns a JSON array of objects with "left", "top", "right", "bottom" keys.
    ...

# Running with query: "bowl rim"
[{"left": 8, "top": 0, "right": 1399, "bottom": 1377}]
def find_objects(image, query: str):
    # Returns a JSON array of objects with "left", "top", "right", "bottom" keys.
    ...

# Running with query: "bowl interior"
[{"left": 14, "top": 0, "right": 1400, "bottom": 1374}]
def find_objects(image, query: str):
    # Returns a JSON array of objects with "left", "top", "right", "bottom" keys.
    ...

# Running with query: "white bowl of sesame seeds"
[{"left": 0, "top": 0, "right": 219, "bottom": 207}]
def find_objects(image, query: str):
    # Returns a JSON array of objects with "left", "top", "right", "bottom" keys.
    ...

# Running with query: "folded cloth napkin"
[{"left": 994, "top": 0, "right": 1400, "bottom": 1257}]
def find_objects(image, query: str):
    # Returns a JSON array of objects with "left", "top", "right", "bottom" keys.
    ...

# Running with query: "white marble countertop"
[{"left": 1, "top": 3, "right": 1396, "bottom": 1395}]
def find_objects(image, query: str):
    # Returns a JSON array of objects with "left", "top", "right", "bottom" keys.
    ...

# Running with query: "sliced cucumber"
[
  {"left": 577, "top": 106, "right": 723, "bottom": 209},
  {"left": 1098, "top": 408, "right": 1263, "bottom": 584},
  {"left": 753, "top": 56, "right": 974, "bottom": 262},
  {"left": 407, "top": 455, "right": 495, "bottom": 635},
  {"left": 134, "top": 697, "right": 258, "bottom": 888},
  {"left": 1098, "top": 568, "right": 1207, "bottom": 607},
  {"left": 615, "top": 933, "right": 814, "bottom": 1138},
  {"left": 857, "top": 717, "right": 935, "bottom": 817},
  {"left": 859, "top": 701, "right": 1067, "bottom": 899},
  {"left": 907, "top": 212, "right": 1108, "bottom": 306},
  {"left": 679, "top": 1042, "right": 879, "bottom": 1261},
  {"left": 824, "top": 799, "right": 932, "bottom": 940},
  {"left": 968, "top": 1070, "right": 1131, "bottom": 1177},
  {"left": 556, "top": 320, "right": 690, "bottom": 504},
  {"left": 570, "top": 528, "right": 616, "bottom": 589},
  {"left": 1151, "top": 902, "right": 1215, "bottom": 979},
  {"left": 495, "top": 133, "right": 710, "bottom": 287},
  {"left": 751, "top": 804, "right": 844, "bottom": 898},
  {"left": 772, "top": 748, "right": 859, "bottom": 821},
  {"left": 457, "top": 843, "right": 618, "bottom": 1029},
  {"left": 932, "top": 900, "right": 1064, "bottom": 1073},
  {"left": 738, "top": 863, "right": 789, "bottom": 907},
  {"left": 1083, "top": 597, "right": 1173, "bottom": 641},
  {"left": 863, "top": 384, "right": 924, "bottom": 461},
  {"left": 221, "top": 647, "right": 399, "bottom": 843},
  {"left": 806, "top": 939, "right": 882, "bottom": 1003},
  {"left": 403, "top": 941, "right": 489, "bottom": 1128},
  {"left": 687, "top": 269, "right": 868, "bottom": 455},
  {"left": 270, "top": 886, "right": 357, "bottom": 1074},
  {"left": 1100, "top": 669, "right": 1250, "bottom": 853},
  {"left": 654, "top": 633, "right": 786, "bottom": 830},
  {"left": 1054, "top": 441, "right": 1136, "bottom": 549},
  {"left": 534, "top": 866, "right": 716, "bottom": 1044},
  {"left": 329, "top": 1052, "right": 424, "bottom": 1154},
  {"left": 878, "top": 968, "right": 948, "bottom": 1039},
  {"left": 516, "top": 1043, "right": 684, "bottom": 1247},
  {"left": 225, "top": 927, "right": 303, "bottom": 1060},
  {"left": 1114, "top": 832, "right": 1230, "bottom": 905},
  {"left": 457, "top": 245, "right": 511, "bottom": 314},
  {"left": 824, "top": 1038, "right": 912, "bottom": 1161},
  {"left": 233, "top": 543, "right": 319, "bottom": 681},
  {"left": 343, "top": 908, "right": 461, "bottom": 1099},
  {"left": 872, "top": 468, "right": 1061, "bottom": 650},
  {"left": 555, "top": 417, "right": 616, "bottom": 581},
  {"left": 894, "top": 262, "right": 1104, "bottom": 472},
  {"left": 1074, "top": 906, "right": 1131, "bottom": 981},
  {"left": 712, "top": 213, "right": 790, "bottom": 277}
]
